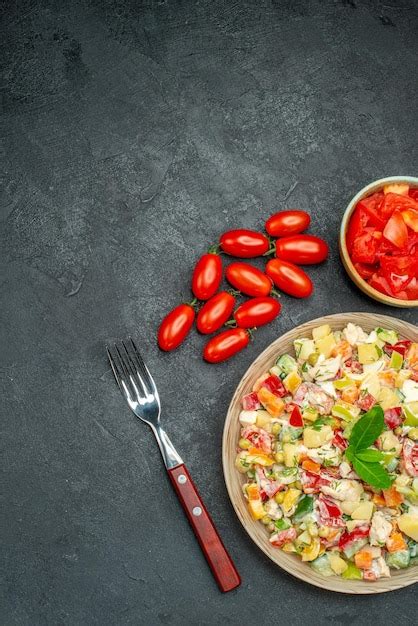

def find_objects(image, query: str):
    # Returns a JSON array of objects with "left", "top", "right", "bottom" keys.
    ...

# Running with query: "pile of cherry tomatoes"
[{"left": 158, "top": 210, "right": 329, "bottom": 363}]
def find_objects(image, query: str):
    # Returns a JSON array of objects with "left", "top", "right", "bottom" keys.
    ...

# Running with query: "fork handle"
[{"left": 167, "top": 464, "right": 241, "bottom": 593}]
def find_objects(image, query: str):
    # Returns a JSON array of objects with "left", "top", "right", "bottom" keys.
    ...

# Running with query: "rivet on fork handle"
[{"left": 168, "top": 464, "right": 241, "bottom": 593}]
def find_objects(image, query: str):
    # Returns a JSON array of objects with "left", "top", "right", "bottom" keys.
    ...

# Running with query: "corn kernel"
[
  {"left": 239, "top": 438, "right": 251, "bottom": 449},
  {"left": 274, "top": 492, "right": 285, "bottom": 504}
]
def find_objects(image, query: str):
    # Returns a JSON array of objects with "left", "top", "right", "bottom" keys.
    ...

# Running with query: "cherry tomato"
[
  {"left": 266, "top": 258, "right": 313, "bottom": 298},
  {"left": 191, "top": 252, "right": 222, "bottom": 300},
  {"left": 225, "top": 262, "right": 273, "bottom": 297},
  {"left": 158, "top": 303, "right": 195, "bottom": 351},
  {"left": 219, "top": 229, "right": 269, "bottom": 258},
  {"left": 203, "top": 328, "right": 250, "bottom": 363},
  {"left": 265, "top": 210, "right": 310, "bottom": 237},
  {"left": 234, "top": 297, "right": 281, "bottom": 328},
  {"left": 275, "top": 235, "right": 329, "bottom": 265},
  {"left": 196, "top": 291, "right": 235, "bottom": 334}
]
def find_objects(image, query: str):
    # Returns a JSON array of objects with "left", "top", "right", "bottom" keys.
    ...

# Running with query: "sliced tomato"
[
  {"left": 346, "top": 207, "right": 368, "bottom": 254},
  {"left": 357, "top": 192, "right": 386, "bottom": 229},
  {"left": 383, "top": 212, "right": 408, "bottom": 249},
  {"left": 405, "top": 277, "right": 418, "bottom": 300},
  {"left": 368, "top": 273, "right": 408, "bottom": 299},
  {"left": 402, "top": 208, "right": 418, "bottom": 232},
  {"left": 380, "top": 255, "right": 418, "bottom": 294},
  {"left": 353, "top": 262, "right": 378, "bottom": 280},
  {"left": 380, "top": 192, "right": 418, "bottom": 219},
  {"left": 409, "top": 188, "right": 418, "bottom": 201},
  {"left": 351, "top": 230, "right": 379, "bottom": 264}
]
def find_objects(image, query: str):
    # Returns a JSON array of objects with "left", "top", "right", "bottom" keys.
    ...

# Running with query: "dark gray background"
[{"left": 1, "top": 0, "right": 417, "bottom": 624}]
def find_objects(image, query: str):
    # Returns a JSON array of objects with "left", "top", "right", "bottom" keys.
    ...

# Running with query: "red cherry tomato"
[
  {"left": 225, "top": 262, "right": 273, "bottom": 297},
  {"left": 265, "top": 210, "right": 310, "bottom": 237},
  {"left": 219, "top": 229, "right": 269, "bottom": 258},
  {"left": 266, "top": 258, "right": 313, "bottom": 298},
  {"left": 196, "top": 292, "right": 235, "bottom": 334},
  {"left": 203, "top": 328, "right": 250, "bottom": 363},
  {"left": 158, "top": 304, "right": 195, "bottom": 351},
  {"left": 275, "top": 235, "right": 329, "bottom": 265},
  {"left": 234, "top": 297, "right": 281, "bottom": 328},
  {"left": 191, "top": 253, "right": 222, "bottom": 300}
]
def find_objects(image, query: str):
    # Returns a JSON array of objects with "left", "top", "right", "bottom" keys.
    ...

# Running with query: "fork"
[{"left": 106, "top": 339, "right": 241, "bottom": 593}]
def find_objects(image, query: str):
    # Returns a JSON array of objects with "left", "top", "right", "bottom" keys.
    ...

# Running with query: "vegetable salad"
[{"left": 235, "top": 323, "right": 418, "bottom": 580}]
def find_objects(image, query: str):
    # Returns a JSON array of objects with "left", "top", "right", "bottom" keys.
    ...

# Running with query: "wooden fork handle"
[{"left": 167, "top": 464, "right": 241, "bottom": 593}]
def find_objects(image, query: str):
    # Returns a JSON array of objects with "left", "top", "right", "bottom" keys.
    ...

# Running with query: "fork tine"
[
  {"left": 114, "top": 344, "right": 137, "bottom": 398},
  {"left": 129, "top": 338, "right": 157, "bottom": 394},
  {"left": 106, "top": 346, "right": 123, "bottom": 391},
  {"left": 121, "top": 340, "right": 148, "bottom": 397}
]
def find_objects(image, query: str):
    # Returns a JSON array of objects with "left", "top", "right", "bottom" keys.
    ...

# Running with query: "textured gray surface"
[{"left": 1, "top": 0, "right": 418, "bottom": 624}]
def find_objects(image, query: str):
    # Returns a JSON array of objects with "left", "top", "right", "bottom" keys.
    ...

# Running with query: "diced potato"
[
  {"left": 383, "top": 183, "right": 409, "bottom": 196},
  {"left": 294, "top": 338, "right": 316, "bottom": 362},
  {"left": 340, "top": 500, "right": 361, "bottom": 515},
  {"left": 329, "top": 552, "right": 348, "bottom": 575},
  {"left": 302, "top": 407, "right": 318, "bottom": 422},
  {"left": 360, "top": 372, "right": 381, "bottom": 399},
  {"left": 301, "top": 537, "right": 321, "bottom": 562},
  {"left": 358, "top": 343, "right": 381, "bottom": 364},
  {"left": 378, "top": 387, "right": 401, "bottom": 411},
  {"left": 315, "top": 334, "right": 337, "bottom": 358},
  {"left": 282, "top": 488, "right": 301, "bottom": 514},
  {"left": 256, "top": 410, "right": 273, "bottom": 430},
  {"left": 283, "top": 370, "right": 302, "bottom": 394},
  {"left": 397, "top": 514, "right": 418, "bottom": 542},
  {"left": 248, "top": 499, "right": 265, "bottom": 520},
  {"left": 282, "top": 542, "right": 296, "bottom": 553},
  {"left": 395, "top": 369, "right": 412, "bottom": 388},
  {"left": 283, "top": 443, "right": 299, "bottom": 467},
  {"left": 312, "top": 324, "right": 332, "bottom": 341},
  {"left": 303, "top": 425, "right": 333, "bottom": 448},
  {"left": 351, "top": 501, "right": 374, "bottom": 521},
  {"left": 379, "top": 430, "right": 402, "bottom": 455},
  {"left": 295, "top": 530, "right": 311, "bottom": 548}
]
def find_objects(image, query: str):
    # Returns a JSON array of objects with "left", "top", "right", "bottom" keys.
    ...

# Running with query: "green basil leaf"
[
  {"left": 352, "top": 457, "right": 394, "bottom": 489},
  {"left": 345, "top": 445, "right": 355, "bottom": 462},
  {"left": 355, "top": 449, "right": 385, "bottom": 462},
  {"left": 349, "top": 405, "right": 384, "bottom": 451}
]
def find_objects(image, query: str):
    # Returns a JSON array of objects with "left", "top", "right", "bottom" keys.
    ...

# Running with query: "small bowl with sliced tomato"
[{"left": 340, "top": 176, "right": 418, "bottom": 307}]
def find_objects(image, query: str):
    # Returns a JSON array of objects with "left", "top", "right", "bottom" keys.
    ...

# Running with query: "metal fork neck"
[{"left": 151, "top": 423, "right": 183, "bottom": 470}]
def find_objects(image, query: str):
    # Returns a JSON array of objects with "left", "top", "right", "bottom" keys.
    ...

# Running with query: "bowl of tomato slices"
[{"left": 340, "top": 176, "right": 418, "bottom": 307}]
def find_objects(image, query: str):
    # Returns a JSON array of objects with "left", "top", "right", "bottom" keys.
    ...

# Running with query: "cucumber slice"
[
  {"left": 376, "top": 328, "right": 399, "bottom": 345},
  {"left": 390, "top": 350, "right": 403, "bottom": 371}
]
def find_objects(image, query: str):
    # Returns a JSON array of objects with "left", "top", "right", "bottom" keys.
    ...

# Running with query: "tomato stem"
[
  {"left": 247, "top": 327, "right": 257, "bottom": 340},
  {"left": 207, "top": 244, "right": 220, "bottom": 255},
  {"left": 224, "top": 319, "right": 237, "bottom": 328},
  {"left": 227, "top": 288, "right": 241, "bottom": 297},
  {"left": 271, "top": 288, "right": 281, "bottom": 298}
]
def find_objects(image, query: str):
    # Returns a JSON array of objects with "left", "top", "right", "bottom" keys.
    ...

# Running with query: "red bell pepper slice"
[
  {"left": 332, "top": 431, "right": 348, "bottom": 451},
  {"left": 339, "top": 526, "right": 370, "bottom": 551},
  {"left": 261, "top": 374, "right": 286, "bottom": 397},
  {"left": 289, "top": 405, "right": 303, "bottom": 428},
  {"left": 384, "top": 407, "right": 402, "bottom": 430},
  {"left": 384, "top": 340, "right": 412, "bottom": 357},
  {"left": 242, "top": 391, "right": 261, "bottom": 410}
]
